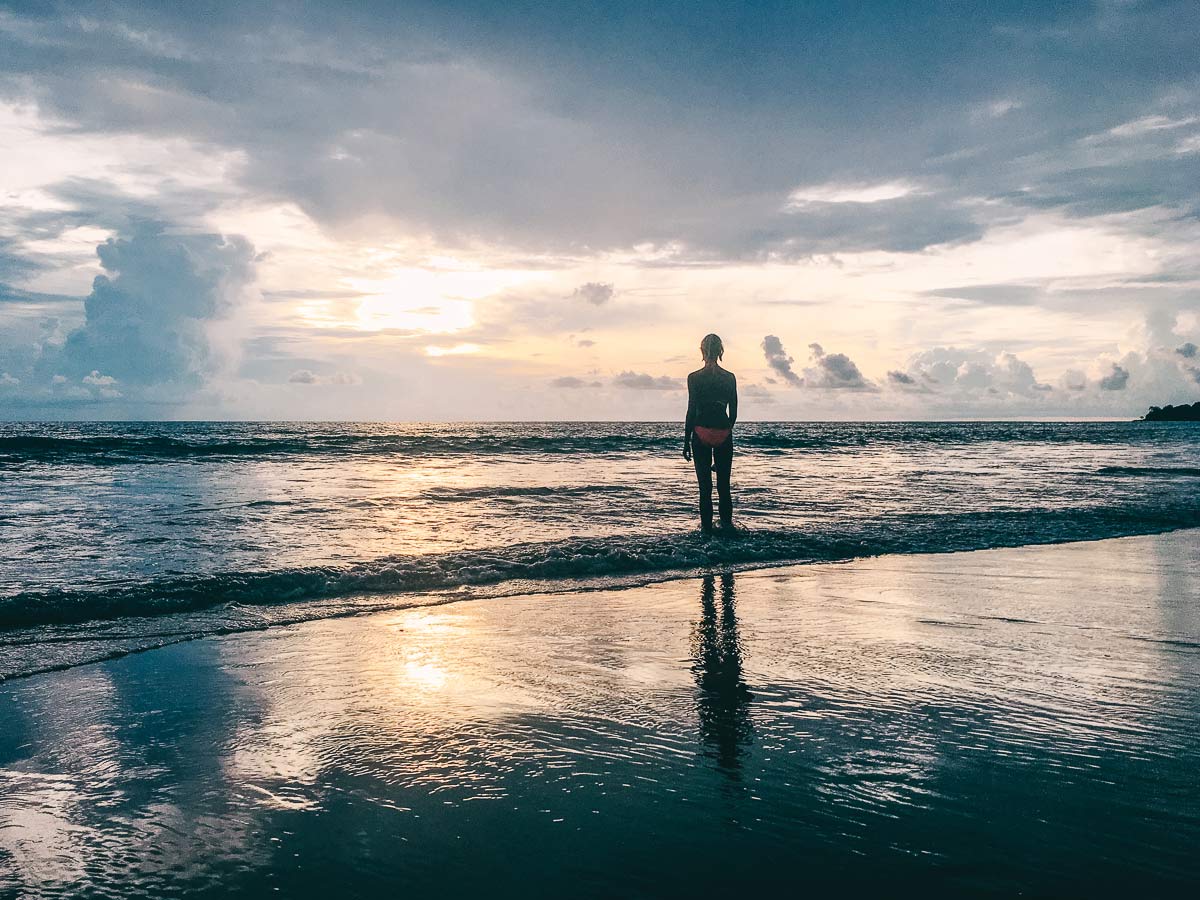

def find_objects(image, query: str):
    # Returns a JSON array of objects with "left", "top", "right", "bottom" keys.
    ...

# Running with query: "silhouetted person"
[
  {"left": 691, "top": 572, "right": 752, "bottom": 775},
  {"left": 684, "top": 333, "right": 738, "bottom": 534}
]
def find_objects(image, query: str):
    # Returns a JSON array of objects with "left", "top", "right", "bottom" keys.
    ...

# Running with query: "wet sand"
[{"left": 2, "top": 531, "right": 1199, "bottom": 897}]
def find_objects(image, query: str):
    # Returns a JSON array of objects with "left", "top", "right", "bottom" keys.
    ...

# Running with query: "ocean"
[{"left": 2, "top": 420, "right": 1199, "bottom": 679}]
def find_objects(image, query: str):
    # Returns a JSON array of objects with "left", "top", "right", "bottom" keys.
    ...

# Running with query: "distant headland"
[{"left": 1141, "top": 402, "right": 1200, "bottom": 422}]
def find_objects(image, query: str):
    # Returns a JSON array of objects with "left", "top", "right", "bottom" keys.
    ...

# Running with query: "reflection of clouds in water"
[
  {"left": 0, "top": 642, "right": 273, "bottom": 894},
  {"left": 0, "top": 772, "right": 93, "bottom": 887},
  {"left": 691, "top": 572, "right": 753, "bottom": 775},
  {"left": 0, "top": 668, "right": 121, "bottom": 889}
]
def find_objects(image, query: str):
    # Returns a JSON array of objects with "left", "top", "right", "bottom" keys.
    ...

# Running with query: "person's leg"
[
  {"left": 691, "top": 434, "right": 714, "bottom": 531},
  {"left": 714, "top": 437, "right": 733, "bottom": 526}
]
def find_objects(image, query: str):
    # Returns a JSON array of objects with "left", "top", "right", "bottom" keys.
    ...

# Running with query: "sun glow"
[
  {"left": 344, "top": 262, "right": 549, "bottom": 333},
  {"left": 425, "top": 343, "right": 481, "bottom": 357}
]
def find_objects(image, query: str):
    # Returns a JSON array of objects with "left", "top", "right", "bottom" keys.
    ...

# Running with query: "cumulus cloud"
[
  {"left": 1098, "top": 363, "right": 1130, "bottom": 391},
  {"left": 0, "top": 372, "right": 19, "bottom": 386},
  {"left": 550, "top": 375, "right": 601, "bottom": 389},
  {"left": 1060, "top": 369, "right": 1088, "bottom": 392},
  {"left": 572, "top": 282, "right": 615, "bottom": 306},
  {"left": 761, "top": 335, "right": 801, "bottom": 385},
  {"left": 613, "top": 371, "right": 682, "bottom": 390},
  {"left": 81, "top": 370, "right": 116, "bottom": 386},
  {"left": 762, "top": 336, "right": 874, "bottom": 390},
  {"left": 804, "top": 343, "right": 875, "bottom": 391},
  {"left": 54, "top": 223, "right": 256, "bottom": 391},
  {"left": 288, "top": 369, "right": 361, "bottom": 385},
  {"left": 741, "top": 383, "right": 774, "bottom": 403},
  {"left": 899, "top": 347, "right": 1050, "bottom": 397},
  {"left": 886, "top": 369, "right": 930, "bottom": 393}
]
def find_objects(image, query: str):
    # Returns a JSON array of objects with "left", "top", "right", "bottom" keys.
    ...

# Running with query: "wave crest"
[{"left": 4, "top": 505, "right": 1198, "bottom": 630}]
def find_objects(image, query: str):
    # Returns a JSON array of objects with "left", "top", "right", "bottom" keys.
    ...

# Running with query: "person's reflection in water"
[{"left": 690, "top": 571, "right": 753, "bottom": 776}]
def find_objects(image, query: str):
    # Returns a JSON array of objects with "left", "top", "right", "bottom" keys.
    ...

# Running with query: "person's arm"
[
  {"left": 683, "top": 373, "right": 695, "bottom": 460},
  {"left": 728, "top": 374, "right": 738, "bottom": 428}
]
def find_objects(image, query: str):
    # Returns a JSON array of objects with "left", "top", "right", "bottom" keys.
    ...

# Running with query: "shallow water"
[
  {"left": 1, "top": 533, "right": 1197, "bottom": 897},
  {"left": 2, "top": 421, "right": 1199, "bottom": 678}
]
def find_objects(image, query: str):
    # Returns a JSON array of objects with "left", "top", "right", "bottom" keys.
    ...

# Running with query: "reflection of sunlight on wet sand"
[
  {"left": 373, "top": 611, "right": 545, "bottom": 717},
  {"left": 403, "top": 659, "right": 450, "bottom": 691}
]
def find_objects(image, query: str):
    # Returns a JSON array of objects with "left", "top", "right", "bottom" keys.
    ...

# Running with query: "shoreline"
[{"left": 3, "top": 524, "right": 1200, "bottom": 685}]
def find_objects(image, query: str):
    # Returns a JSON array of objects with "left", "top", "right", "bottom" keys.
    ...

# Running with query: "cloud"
[
  {"left": 786, "top": 180, "right": 917, "bottom": 206},
  {"left": 53, "top": 222, "right": 256, "bottom": 390},
  {"left": 1098, "top": 363, "right": 1130, "bottom": 390},
  {"left": 81, "top": 370, "right": 116, "bottom": 386},
  {"left": 1177, "top": 342, "right": 1198, "bottom": 358},
  {"left": 0, "top": 237, "right": 48, "bottom": 285},
  {"left": 740, "top": 383, "right": 774, "bottom": 403},
  {"left": 572, "top": 282, "right": 614, "bottom": 306},
  {"left": 550, "top": 375, "right": 600, "bottom": 389},
  {"left": 612, "top": 371, "right": 682, "bottom": 390},
  {"left": 900, "top": 347, "right": 1051, "bottom": 396},
  {"left": 288, "top": 369, "right": 361, "bottom": 385},
  {"left": 3, "top": 3, "right": 1200, "bottom": 421},
  {"left": 923, "top": 284, "right": 1041, "bottom": 307},
  {"left": 1100, "top": 115, "right": 1199, "bottom": 140},
  {"left": 804, "top": 342, "right": 875, "bottom": 391},
  {"left": 761, "top": 335, "right": 801, "bottom": 385},
  {"left": 0, "top": 372, "right": 19, "bottom": 386},
  {"left": 1060, "top": 369, "right": 1089, "bottom": 391},
  {"left": 0, "top": 1, "right": 1116, "bottom": 262}
]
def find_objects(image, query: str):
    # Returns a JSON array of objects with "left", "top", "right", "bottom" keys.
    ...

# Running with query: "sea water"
[{"left": 1, "top": 420, "right": 1199, "bottom": 678}]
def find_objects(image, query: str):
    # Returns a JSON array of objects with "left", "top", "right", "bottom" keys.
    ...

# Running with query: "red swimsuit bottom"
[{"left": 693, "top": 426, "right": 731, "bottom": 448}]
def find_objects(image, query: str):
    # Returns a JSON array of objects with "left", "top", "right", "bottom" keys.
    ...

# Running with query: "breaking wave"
[{"left": 4, "top": 505, "right": 1198, "bottom": 631}]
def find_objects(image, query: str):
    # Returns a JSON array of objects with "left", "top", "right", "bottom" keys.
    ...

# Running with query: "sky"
[{"left": 1, "top": 0, "right": 1199, "bottom": 421}]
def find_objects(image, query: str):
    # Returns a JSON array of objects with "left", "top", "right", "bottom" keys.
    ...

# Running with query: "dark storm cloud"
[
  {"left": 4, "top": 2, "right": 1199, "bottom": 258},
  {"left": 612, "top": 371, "right": 682, "bottom": 391},
  {"left": 761, "top": 335, "right": 800, "bottom": 386},
  {"left": 1098, "top": 363, "right": 1130, "bottom": 391},
  {"left": 887, "top": 370, "right": 916, "bottom": 385},
  {"left": 1177, "top": 342, "right": 1198, "bottom": 359}
]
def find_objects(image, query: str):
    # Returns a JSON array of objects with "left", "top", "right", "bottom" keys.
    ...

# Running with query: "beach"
[{"left": 2, "top": 530, "right": 1198, "bottom": 897}]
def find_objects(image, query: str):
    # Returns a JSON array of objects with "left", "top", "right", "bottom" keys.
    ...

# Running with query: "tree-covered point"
[{"left": 1142, "top": 402, "right": 1200, "bottom": 421}]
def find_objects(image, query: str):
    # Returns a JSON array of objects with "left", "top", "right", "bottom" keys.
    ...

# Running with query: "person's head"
[{"left": 700, "top": 333, "right": 724, "bottom": 363}]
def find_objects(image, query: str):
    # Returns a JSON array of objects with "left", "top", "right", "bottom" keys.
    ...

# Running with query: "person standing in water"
[{"left": 684, "top": 333, "right": 738, "bottom": 534}]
